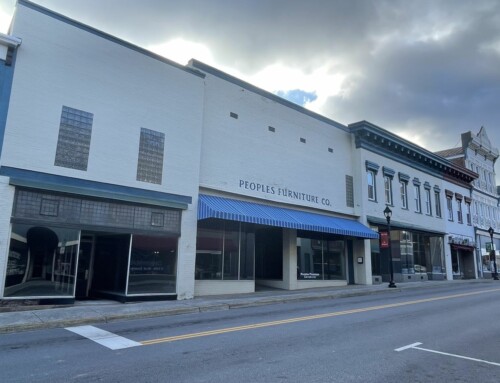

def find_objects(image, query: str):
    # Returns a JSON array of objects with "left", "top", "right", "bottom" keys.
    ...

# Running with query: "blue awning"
[{"left": 198, "top": 194, "right": 378, "bottom": 239}]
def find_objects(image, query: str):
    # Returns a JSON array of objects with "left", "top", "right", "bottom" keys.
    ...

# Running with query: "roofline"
[
  {"left": 189, "top": 59, "right": 349, "bottom": 132},
  {"left": 16, "top": 0, "right": 204, "bottom": 78},
  {"left": 349, "top": 120, "right": 478, "bottom": 182}
]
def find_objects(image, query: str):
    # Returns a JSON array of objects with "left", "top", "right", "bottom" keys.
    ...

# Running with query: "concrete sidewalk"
[{"left": 0, "top": 279, "right": 493, "bottom": 334}]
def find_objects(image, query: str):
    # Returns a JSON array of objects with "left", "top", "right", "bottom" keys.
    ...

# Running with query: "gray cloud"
[{"left": 7, "top": 0, "right": 500, "bottom": 157}]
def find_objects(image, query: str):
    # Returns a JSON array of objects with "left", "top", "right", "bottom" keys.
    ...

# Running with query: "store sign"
[
  {"left": 300, "top": 273, "right": 320, "bottom": 279},
  {"left": 238, "top": 179, "right": 332, "bottom": 207},
  {"left": 380, "top": 231, "right": 389, "bottom": 248}
]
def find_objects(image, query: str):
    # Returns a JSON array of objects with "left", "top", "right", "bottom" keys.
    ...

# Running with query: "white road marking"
[
  {"left": 66, "top": 325, "right": 142, "bottom": 350},
  {"left": 395, "top": 342, "right": 500, "bottom": 367},
  {"left": 394, "top": 342, "right": 422, "bottom": 352}
]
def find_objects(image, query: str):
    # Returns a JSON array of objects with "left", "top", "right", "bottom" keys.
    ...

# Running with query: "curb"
[{"left": 0, "top": 279, "right": 494, "bottom": 334}]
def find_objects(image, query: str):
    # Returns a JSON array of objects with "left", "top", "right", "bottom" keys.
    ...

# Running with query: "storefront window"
[
  {"left": 4, "top": 224, "right": 79, "bottom": 297},
  {"left": 127, "top": 234, "right": 178, "bottom": 295},
  {"left": 297, "top": 234, "right": 346, "bottom": 280},
  {"left": 380, "top": 230, "right": 444, "bottom": 277},
  {"left": 400, "top": 231, "right": 414, "bottom": 274},
  {"left": 195, "top": 220, "right": 255, "bottom": 280}
]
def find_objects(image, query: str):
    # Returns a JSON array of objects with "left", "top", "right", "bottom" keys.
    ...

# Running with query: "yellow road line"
[{"left": 140, "top": 288, "right": 500, "bottom": 346}]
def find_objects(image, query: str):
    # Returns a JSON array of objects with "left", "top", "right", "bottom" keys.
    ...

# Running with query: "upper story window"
[
  {"left": 136, "top": 128, "right": 165, "bottom": 184},
  {"left": 367, "top": 171, "right": 376, "bottom": 201},
  {"left": 434, "top": 188, "right": 442, "bottom": 218},
  {"left": 399, "top": 173, "right": 410, "bottom": 210},
  {"left": 457, "top": 200, "right": 463, "bottom": 223},
  {"left": 400, "top": 181, "right": 408, "bottom": 209},
  {"left": 445, "top": 190, "right": 454, "bottom": 221},
  {"left": 466, "top": 202, "right": 471, "bottom": 225},
  {"left": 383, "top": 167, "right": 395, "bottom": 206},
  {"left": 365, "top": 161, "right": 380, "bottom": 202},
  {"left": 384, "top": 177, "right": 392, "bottom": 205},
  {"left": 455, "top": 193, "right": 463, "bottom": 223},
  {"left": 425, "top": 189, "right": 432, "bottom": 215},
  {"left": 54, "top": 106, "right": 94, "bottom": 171},
  {"left": 413, "top": 179, "right": 421, "bottom": 213}
]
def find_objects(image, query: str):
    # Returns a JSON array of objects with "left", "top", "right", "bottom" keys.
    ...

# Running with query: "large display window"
[
  {"left": 195, "top": 219, "right": 255, "bottom": 280},
  {"left": 399, "top": 231, "right": 444, "bottom": 275},
  {"left": 297, "top": 233, "right": 346, "bottom": 280},
  {"left": 127, "top": 234, "right": 178, "bottom": 294},
  {"left": 4, "top": 224, "right": 79, "bottom": 297}
]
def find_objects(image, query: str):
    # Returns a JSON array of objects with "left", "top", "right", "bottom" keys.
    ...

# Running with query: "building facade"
[
  {"left": 350, "top": 121, "right": 478, "bottom": 284},
  {"left": 188, "top": 60, "right": 377, "bottom": 296},
  {"left": 436, "top": 127, "right": 500, "bottom": 278},
  {"left": 0, "top": 1, "right": 205, "bottom": 302},
  {"left": 0, "top": 1, "right": 494, "bottom": 304}
]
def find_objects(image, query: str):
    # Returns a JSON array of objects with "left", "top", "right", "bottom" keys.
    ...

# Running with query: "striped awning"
[{"left": 198, "top": 194, "right": 378, "bottom": 239}]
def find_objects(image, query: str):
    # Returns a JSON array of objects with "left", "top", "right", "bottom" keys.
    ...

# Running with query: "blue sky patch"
[{"left": 276, "top": 89, "right": 318, "bottom": 106}]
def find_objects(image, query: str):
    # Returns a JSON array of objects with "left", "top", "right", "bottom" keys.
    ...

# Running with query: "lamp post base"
[
  {"left": 494, "top": 275, "right": 499, "bottom": 281},
  {"left": 388, "top": 281, "right": 397, "bottom": 288}
]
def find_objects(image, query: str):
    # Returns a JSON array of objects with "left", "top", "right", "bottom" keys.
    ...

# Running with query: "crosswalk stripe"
[{"left": 65, "top": 325, "right": 142, "bottom": 350}]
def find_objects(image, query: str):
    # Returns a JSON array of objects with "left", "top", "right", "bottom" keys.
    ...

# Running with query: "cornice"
[{"left": 350, "top": 121, "right": 478, "bottom": 185}]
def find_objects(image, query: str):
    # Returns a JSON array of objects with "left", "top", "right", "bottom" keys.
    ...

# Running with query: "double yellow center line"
[{"left": 141, "top": 288, "right": 500, "bottom": 346}]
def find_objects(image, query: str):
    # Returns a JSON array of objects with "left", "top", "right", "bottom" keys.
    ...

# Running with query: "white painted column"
[
  {"left": 282, "top": 229, "right": 297, "bottom": 290},
  {"left": 0, "top": 177, "right": 15, "bottom": 298}
]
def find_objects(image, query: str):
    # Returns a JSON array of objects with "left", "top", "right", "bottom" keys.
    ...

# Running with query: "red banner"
[{"left": 380, "top": 231, "right": 389, "bottom": 248}]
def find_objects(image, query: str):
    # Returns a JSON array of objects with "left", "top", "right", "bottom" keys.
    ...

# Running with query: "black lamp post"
[
  {"left": 488, "top": 227, "right": 498, "bottom": 280},
  {"left": 384, "top": 206, "right": 397, "bottom": 288}
]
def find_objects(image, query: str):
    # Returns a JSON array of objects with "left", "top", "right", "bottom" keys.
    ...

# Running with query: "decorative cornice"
[{"left": 350, "top": 120, "right": 478, "bottom": 185}]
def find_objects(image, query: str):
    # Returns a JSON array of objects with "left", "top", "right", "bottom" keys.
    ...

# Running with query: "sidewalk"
[{"left": 0, "top": 279, "right": 493, "bottom": 334}]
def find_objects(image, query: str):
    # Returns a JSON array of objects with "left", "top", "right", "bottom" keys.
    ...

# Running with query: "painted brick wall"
[
  {"left": 359, "top": 149, "right": 449, "bottom": 234},
  {"left": 3, "top": 4, "right": 204, "bottom": 200},
  {"left": 198, "top": 72, "right": 356, "bottom": 216},
  {"left": 1, "top": 4, "right": 206, "bottom": 299}
]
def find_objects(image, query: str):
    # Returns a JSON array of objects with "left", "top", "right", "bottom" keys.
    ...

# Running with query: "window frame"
[
  {"left": 413, "top": 180, "right": 422, "bottom": 213},
  {"left": 434, "top": 191, "right": 442, "bottom": 218},
  {"left": 384, "top": 175, "right": 393, "bottom": 205},
  {"left": 400, "top": 181, "right": 408, "bottom": 209},
  {"left": 425, "top": 188, "right": 432, "bottom": 215},
  {"left": 367, "top": 170, "right": 377, "bottom": 202}
]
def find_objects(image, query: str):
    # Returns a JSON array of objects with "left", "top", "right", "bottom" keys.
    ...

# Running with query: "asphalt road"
[{"left": 1, "top": 283, "right": 500, "bottom": 383}]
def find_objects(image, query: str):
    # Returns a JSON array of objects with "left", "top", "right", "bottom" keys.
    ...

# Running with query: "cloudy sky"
[{"left": 1, "top": 0, "right": 499, "bottom": 160}]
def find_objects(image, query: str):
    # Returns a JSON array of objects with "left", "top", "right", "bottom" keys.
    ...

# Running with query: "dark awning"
[
  {"left": 1, "top": 166, "right": 191, "bottom": 209},
  {"left": 198, "top": 194, "right": 378, "bottom": 239}
]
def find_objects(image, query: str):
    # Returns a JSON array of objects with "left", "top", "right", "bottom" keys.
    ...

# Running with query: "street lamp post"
[
  {"left": 384, "top": 206, "right": 397, "bottom": 288},
  {"left": 488, "top": 227, "right": 498, "bottom": 280}
]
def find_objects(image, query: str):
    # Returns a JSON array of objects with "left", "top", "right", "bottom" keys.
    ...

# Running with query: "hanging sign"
[{"left": 380, "top": 231, "right": 389, "bottom": 249}]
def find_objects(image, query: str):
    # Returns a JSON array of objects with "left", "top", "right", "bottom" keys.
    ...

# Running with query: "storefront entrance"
[
  {"left": 75, "top": 235, "right": 94, "bottom": 299},
  {"left": 75, "top": 233, "right": 131, "bottom": 300},
  {"left": 3, "top": 188, "right": 183, "bottom": 302},
  {"left": 451, "top": 246, "right": 475, "bottom": 279}
]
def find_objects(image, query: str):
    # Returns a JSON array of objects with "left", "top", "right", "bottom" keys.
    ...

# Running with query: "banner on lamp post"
[{"left": 380, "top": 231, "right": 389, "bottom": 249}]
